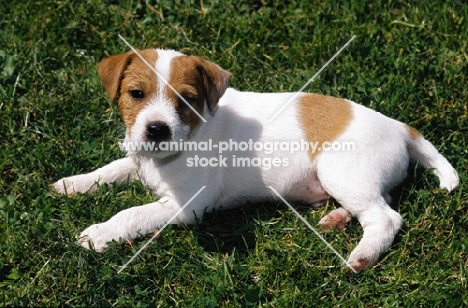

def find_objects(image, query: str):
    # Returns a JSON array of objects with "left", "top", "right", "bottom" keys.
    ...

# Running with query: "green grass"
[{"left": 1, "top": 0, "right": 467, "bottom": 306}]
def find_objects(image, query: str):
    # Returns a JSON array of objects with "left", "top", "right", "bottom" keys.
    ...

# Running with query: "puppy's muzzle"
[{"left": 146, "top": 121, "right": 171, "bottom": 142}]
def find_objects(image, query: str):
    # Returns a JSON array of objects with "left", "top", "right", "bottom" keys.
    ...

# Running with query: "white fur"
[
  {"left": 53, "top": 50, "right": 459, "bottom": 271},
  {"left": 128, "top": 99, "right": 189, "bottom": 158},
  {"left": 154, "top": 49, "right": 184, "bottom": 96}
]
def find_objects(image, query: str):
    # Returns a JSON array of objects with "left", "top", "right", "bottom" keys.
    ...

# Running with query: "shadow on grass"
[{"left": 194, "top": 203, "right": 283, "bottom": 255}]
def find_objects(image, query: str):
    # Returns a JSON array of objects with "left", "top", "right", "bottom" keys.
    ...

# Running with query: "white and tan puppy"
[{"left": 53, "top": 49, "right": 459, "bottom": 271}]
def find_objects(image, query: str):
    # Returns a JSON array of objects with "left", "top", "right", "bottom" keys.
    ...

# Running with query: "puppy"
[{"left": 53, "top": 48, "right": 459, "bottom": 271}]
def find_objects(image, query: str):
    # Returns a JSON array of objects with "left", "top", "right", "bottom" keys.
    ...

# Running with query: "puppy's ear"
[
  {"left": 198, "top": 58, "right": 231, "bottom": 112},
  {"left": 97, "top": 51, "right": 133, "bottom": 102}
]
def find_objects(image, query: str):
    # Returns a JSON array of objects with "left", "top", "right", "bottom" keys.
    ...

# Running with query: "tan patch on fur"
[
  {"left": 98, "top": 49, "right": 159, "bottom": 130},
  {"left": 166, "top": 56, "right": 231, "bottom": 130},
  {"left": 407, "top": 125, "right": 422, "bottom": 140},
  {"left": 117, "top": 50, "right": 159, "bottom": 130},
  {"left": 166, "top": 56, "right": 206, "bottom": 130},
  {"left": 98, "top": 51, "right": 133, "bottom": 102},
  {"left": 298, "top": 94, "right": 352, "bottom": 159}
]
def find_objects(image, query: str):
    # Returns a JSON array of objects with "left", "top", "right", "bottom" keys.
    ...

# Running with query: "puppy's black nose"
[{"left": 146, "top": 121, "right": 170, "bottom": 142}]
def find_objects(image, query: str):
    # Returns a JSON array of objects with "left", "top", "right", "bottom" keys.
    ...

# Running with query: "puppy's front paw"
[
  {"left": 78, "top": 223, "right": 118, "bottom": 252},
  {"left": 52, "top": 177, "right": 77, "bottom": 196},
  {"left": 52, "top": 174, "right": 98, "bottom": 196}
]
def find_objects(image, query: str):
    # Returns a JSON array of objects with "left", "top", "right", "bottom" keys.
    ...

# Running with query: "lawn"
[{"left": 1, "top": 0, "right": 467, "bottom": 306}]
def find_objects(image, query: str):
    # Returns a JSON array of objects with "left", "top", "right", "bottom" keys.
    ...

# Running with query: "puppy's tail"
[{"left": 406, "top": 125, "right": 459, "bottom": 191}]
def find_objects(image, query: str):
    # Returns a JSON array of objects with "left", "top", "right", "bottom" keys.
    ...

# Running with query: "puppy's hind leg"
[
  {"left": 321, "top": 190, "right": 403, "bottom": 271},
  {"left": 343, "top": 198, "right": 402, "bottom": 271},
  {"left": 317, "top": 161, "right": 404, "bottom": 271}
]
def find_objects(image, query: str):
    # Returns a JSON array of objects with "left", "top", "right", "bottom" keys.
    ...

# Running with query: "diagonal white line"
[
  {"left": 117, "top": 186, "right": 207, "bottom": 273},
  {"left": 117, "top": 34, "right": 207, "bottom": 123},
  {"left": 268, "top": 35, "right": 356, "bottom": 122},
  {"left": 268, "top": 186, "right": 357, "bottom": 273}
]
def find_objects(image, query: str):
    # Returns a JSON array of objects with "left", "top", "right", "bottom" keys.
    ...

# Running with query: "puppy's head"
[{"left": 98, "top": 49, "right": 231, "bottom": 158}]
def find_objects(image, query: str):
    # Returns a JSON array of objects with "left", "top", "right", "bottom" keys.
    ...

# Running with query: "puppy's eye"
[
  {"left": 179, "top": 95, "right": 196, "bottom": 106},
  {"left": 130, "top": 90, "right": 145, "bottom": 99}
]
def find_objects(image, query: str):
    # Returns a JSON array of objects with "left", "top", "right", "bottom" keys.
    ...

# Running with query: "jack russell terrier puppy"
[{"left": 53, "top": 48, "right": 459, "bottom": 271}]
